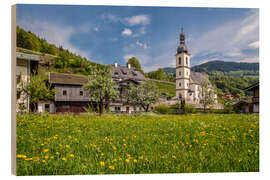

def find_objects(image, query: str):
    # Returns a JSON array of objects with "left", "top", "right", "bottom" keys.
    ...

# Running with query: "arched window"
[
  {"left": 178, "top": 57, "right": 181, "bottom": 65},
  {"left": 186, "top": 57, "right": 188, "bottom": 66},
  {"left": 179, "top": 71, "right": 181, "bottom": 76}
]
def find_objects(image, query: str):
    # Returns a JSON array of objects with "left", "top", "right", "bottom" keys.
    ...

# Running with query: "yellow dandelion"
[
  {"left": 109, "top": 165, "right": 115, "bottom": 170},
  {"left": 62, "top": 157, "right": 67, "bottom": 161},
  {"left": 50, "top": 156, "right": 54, "bottom": 159},
  {"left": 172, "top": 155, "right": 176, "bottom": 159},
  {"left": 42, "top": 160, "right": 46, "bottom": 163},
  {"left": 100, "top": 153, "right": 104, "bottom": 157},
  {"left": 133, "top": 159, "right": 137, "bottom": 163},
  {"left": 17, "top": 154, "right": 26, "bottom": 158},
  {"left": 100, "top": 161, "right": 105, "bottom": 166},
  {"left": 248, "top": 149, "right": 251, "bottom": 153},
  {"left": 65, "top": 145, "right": 70, "bottom": 148},
  {"left": 69, "top": 154, "right": 74, "bottom": 158},
  {"left": 123, "top": 144, "right": 127, "bottom": 147},
  {"left": 25, "top": 158, "right": 32, "bottom": 161},
  {"left": 125, "top": 159, "right": 130, "bottom": 163},
  {"left": 119, "top": 157, "right": 122, "bottom": 161},
  {"left": 56, "top": 152, "right": 60, "bottom": 155},
  {"left": 238, "top": 159, "right": 241, "bottom": 163},
  {"left": 44, "top": 149, "right": 49, "bottom": 153},
  {"left": 41, "top": 143, "right": 44, "bottom": 146},
  {"left": 45, "top": 155, "right": 49, "bottom": 159},
  {"left": 68, "top": 135, "right": 72, "bottom": 139}
]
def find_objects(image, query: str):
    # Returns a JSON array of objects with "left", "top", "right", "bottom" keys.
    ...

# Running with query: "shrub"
[
  {"left": 154, "top": 104, "right": 172, "bottom": 114},
  {"left": 184, "top": 104, "right": 196, "bottom": 114}
]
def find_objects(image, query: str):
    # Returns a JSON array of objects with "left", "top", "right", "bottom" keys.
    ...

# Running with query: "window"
[
  {"left": 190, "top": 93, "right": 192, "bottom": 96},
  {"left": 115, "top": 106, "right": 120, "bottom": 111},
  {"left": 45, "top": 104, "right": 50, "bottom": 112},
  {"left": 186, "top": 71, "right": 188, "bottom": 76},
  {"left": 80, "top": 91, "right": 83, "bottom": 96},
  {"left": 186, "top": 57, "right": 188, "bottom": 65},
  {"left": 63, "top": 90, "right": 67, "bottom": 96},
  {"left": 179, "top": 82, "right": 181, "bottom": 87},
  {"left": 179, "top": 71, "right": 181, "bottom": 76},
  {"left": 114, "top": 72, "right": 119, "bottom": 75},
  {"left": 187, "top": 83, "right": 189, "bottom": 87},
  {"left": 16, "top": 74, "right": 21, "bottom": 84},
  {"left": 178, "top": 57, "right": 181, "bottom": 65}
]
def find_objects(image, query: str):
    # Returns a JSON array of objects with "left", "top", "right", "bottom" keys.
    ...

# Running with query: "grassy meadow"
[{"left": 16, "top": 113, "right": 259, "bottom": 175}]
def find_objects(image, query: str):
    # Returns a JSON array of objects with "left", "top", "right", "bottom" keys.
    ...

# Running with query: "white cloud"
[
  {"left": 136, "top": 41, "right": 148, "bottom": 49},
  {"left": 125, "top": 15, "right": 151, "bottom": 26},
  {"left": 133, "top": 27, "right": 146, "bottom": 37},
  {"left": 248, "top": 41, "right": 259, "bottom": 49},
  {"left": 189, "top": 9, "right": 259, "bottom": 64},
  {"left": 17, "top": 18, "right": 91, "bottom": 59},
  {"left": 121, "top": 28, "right": 132, "bottom": 36}
]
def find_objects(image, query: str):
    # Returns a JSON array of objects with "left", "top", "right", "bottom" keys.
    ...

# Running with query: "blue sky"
[{"left": 16, "top": 4, "right": 259, "bottom": 72}]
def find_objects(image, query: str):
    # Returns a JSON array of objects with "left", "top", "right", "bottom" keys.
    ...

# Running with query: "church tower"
[{"left": 175, "top": 29, "right": 190, "bottom": 100}]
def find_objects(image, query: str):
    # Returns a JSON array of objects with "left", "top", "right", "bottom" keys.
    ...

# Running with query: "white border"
[{"left": 1, "top": 0, "right": 269, "bottom": 179}]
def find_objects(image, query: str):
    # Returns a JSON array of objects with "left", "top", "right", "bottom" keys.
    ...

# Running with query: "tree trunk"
[{"left": 98, "top": 100, "right": 103, "bottom": 116}]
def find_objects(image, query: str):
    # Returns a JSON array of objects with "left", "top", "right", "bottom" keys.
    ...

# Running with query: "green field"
[{"left": 16, "top": 113, "right": 259, "bottom": 175}]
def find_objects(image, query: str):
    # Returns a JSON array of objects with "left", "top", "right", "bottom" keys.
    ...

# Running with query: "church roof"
[{"left": 190, "top": 71, "right": 209, "bottom": 85}]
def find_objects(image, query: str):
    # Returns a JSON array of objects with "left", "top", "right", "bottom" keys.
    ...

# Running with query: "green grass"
[
  {"left": 150, "top": 80, "right": 176, "bottom": 98},
  {"left": 16, "top": 113, "right": 259, "bottom": 175}
]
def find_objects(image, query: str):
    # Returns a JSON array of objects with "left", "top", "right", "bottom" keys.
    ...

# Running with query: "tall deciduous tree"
[
  {"left": 83, "top": 65, "right": 119, "bottom": 115},
  {"left": 126, "top": 81, "right": 160, "bottom": 112},
  {"left": 20, "top": 75, "right": 55, "bottom": 112},
  {"left": 126, "top": 57, "right": 144, "bottom": 74},
  {"left": 199, "top": 79, "right": 215, "bottom": 111}
]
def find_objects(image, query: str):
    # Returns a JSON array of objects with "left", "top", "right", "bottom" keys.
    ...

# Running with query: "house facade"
[
  {"left": 243, "top": 82, "right": 259, "bottom": 113},
  {"left": 39, "top": 66, "right": 146, "bottom": 113},
  {"left": 16, "top": 51, "right": 40, "bottom": 112},
  {"left": 175, "top": 30, "right": 218, "bottom": 108}
]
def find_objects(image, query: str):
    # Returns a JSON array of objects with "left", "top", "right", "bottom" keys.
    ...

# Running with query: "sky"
[{"left": 16, "top": 4, "right": 259, "bottom": 72}]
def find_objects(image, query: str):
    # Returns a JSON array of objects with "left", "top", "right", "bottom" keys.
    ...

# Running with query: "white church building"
[{"left": 175, "top": 30, "right": 218, "bottom": 108}]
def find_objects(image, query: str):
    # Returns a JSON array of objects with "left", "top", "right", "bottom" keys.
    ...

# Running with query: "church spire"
[{"left": 177, "top": 28, "right": 188, "bottom": 54}]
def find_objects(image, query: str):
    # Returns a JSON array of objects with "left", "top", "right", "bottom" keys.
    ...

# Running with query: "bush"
[
  {"left": 184, "top": 104, "right": 196, "bottom": 114},
  {"left": 154, "top": 104, "right": 173, "bottom": 114}
]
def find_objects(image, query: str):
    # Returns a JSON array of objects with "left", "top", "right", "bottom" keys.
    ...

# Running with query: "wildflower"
[
  {"left": 68, "top": 135, "right": 72, "bottom": 139},
  {"left": 238, "top": 159, "right": 241, "bottom": 163},
  {"left": 133, "top": 159, "right": 137, "bottom": 163},
  {"left": 100, "top": 161, "right": 105, "bottom": 166},
  {"left": 125, "top": 159, "right": 130, "bottom": 163},
  {"left": 100, "top": 153, "right": 104, "bottom": 157},
  {"left": 56, "top": 152, "right": 60, "bottom": 155},
  {"left": 109, "top": 165, "right": 115, "bottom": 170},
  {"left": 119, "top": 157, "right": 122, "bottom": 161},
  {"left": 69, "top": 154, "right": 74, "bottom": 158},
  {"left": 42, "top": 160, "right": 46, "bottom": 163},
  {"left": 123, "top": 144, "right": 127, "bottom": 147},
  {"left": 82, "top": 165, "right": 87, "bottom": 169},
  {"left": 172, "top": 155, "right": 176, "bottom": 159},
  {"left": 41, "top": 143, "right": 44, "bottom": 146},
  {"left": 45, "top": 155, "right": 49, "bottom": 159},
  {"left": 189, "top": 145, "right": 192, "bottom": 148},
  {"left": 50, "top": 156, "right": 54, "bottom": 159},
  {"left": 66, "top": 145, "right": 70, "bottom": 148},
  {"left": 17, "top": 154, "right": 26, "bottom": 158},
  {"left": 25, "top": 158, "right": 32, "bottom": 161},
  {"left": 62, "top": 157, "right": 67, "bottom": 161},
  {"left": 248, "top": 149, "right": 251, "bottom": 153},
  {"left": 44, "top": 149, "right": 49, "bottom": 153}
]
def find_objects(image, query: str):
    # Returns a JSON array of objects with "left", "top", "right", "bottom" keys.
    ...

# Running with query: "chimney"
[
  {"left": 128, "top": 63, "right": 131, "bottom": 69},
  {"left": 114, "top": 62, "right": 118, "bottom": 67}
]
